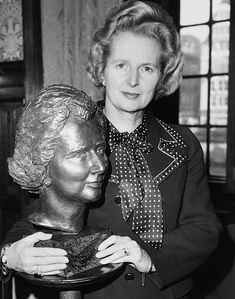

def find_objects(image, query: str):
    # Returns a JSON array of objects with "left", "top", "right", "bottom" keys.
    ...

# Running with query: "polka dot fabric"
[{"left": 109, "top": 115, "right": 163, "bottom": 249}]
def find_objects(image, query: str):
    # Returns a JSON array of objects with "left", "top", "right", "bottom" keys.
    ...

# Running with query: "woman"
[
  {"left": 83, "top": 1, "right": 222, "bottom": 298},
  {"left": 2, "top": 1, "right": 221, "bottom": 298}
]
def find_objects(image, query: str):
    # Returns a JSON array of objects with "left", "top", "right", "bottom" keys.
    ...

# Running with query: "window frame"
[
  {"left": 226, "top": 0, "right": 235, "bottom": 193},
  {"left": 177, "top": 0, "right": 234, "bottom": 193}
]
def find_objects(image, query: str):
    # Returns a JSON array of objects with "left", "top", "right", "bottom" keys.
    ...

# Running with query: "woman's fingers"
[
  {"left": 98, "top": 235, "right": 130, "bottom": 251},
  {"left": 6, "top": 233, "right": 69, "bottom": 275},
  {"left": 27, "top": 255, "right": 69, "bottom": 266},
  {"left": 41, "top": 263, "right": 67, "bottom": 273},
  {"left": 25, "top": 246, "right": 67, "bottom": 257},
  {"left": 96, "top": 235, "right": 153, "bottom": 272},
  {"left": 30, "top": 263, "right": 67, "bottom": 275},
  {"left": 20, "top": 255, "right": 69, "bottom": 274},
  {"left": 43, "top": 270, "right": 64, "bottom": 276},
  {"left": 97, "top": 235, "right": 118, "bottom": 250},
  {"left": 21, "top": 232, "right": 67, "bottom": 256},
  {"left": 21, "top": 232, "right": 52, "bottom": 246},
  {"left": 96, "top": 248, "right": 125, "bottom": 264},
  {"left": 96, "top": 235, "right": 135, "bottom": 263},
  {"left": 96, "top": 243, "right": 122, "bottom": 258}
]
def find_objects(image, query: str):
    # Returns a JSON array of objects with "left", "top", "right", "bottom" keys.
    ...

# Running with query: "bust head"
[{"left": 8, "top": 84, "right": 108, "bottom": 232}]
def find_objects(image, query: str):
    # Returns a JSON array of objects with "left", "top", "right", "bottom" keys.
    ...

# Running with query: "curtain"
[{"left": 41, "top": 0, "right": 122, "bottom": 101}]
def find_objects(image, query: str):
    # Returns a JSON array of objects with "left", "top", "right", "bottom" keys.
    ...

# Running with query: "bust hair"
[
  {"left": 8, "top": 84, "right": 106, "bottom": 193},
  {"left": 87, "top": 0, "right": 183, "bottom": 99}
]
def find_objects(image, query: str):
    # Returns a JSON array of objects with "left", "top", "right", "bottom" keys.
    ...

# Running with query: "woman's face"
[
  {"left": 48, "top": 118, "right": 107, "bottom": 203},
  {"left": 103, "top": 32, "right": 161, "bottom": 114}
]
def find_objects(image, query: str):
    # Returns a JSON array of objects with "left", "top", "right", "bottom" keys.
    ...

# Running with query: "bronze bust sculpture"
[{"left": 7, "top": 84, "right": 111, "bottom": 277}]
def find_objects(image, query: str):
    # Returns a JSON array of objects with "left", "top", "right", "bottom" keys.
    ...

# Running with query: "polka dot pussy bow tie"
[{"left": 108, "top": 115, "right": 163, "bottom": 249}]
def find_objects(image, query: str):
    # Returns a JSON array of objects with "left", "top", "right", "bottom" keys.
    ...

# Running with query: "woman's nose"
[
  {"left": 90, "top": 152, "right": 107, "bottom": 174},
  {"left": 128, "top": 69, "right": 139, "bottom": 87}
]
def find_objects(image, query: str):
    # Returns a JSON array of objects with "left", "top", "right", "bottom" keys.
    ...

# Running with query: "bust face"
[{"left": 48, "top": 118, "right": 108, "bottom": 203}]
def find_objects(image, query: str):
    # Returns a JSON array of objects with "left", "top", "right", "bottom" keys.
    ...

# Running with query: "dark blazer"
[{"left": 85, "top": 111, "right": 222, "bottom": 299}]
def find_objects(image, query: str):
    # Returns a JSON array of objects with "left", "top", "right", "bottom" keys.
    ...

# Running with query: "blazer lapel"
[
  {"left": 146, "top": 112, "right": 189, "bottom": 185},
  {"left": 108, "top": 112, "right": 189, "bottom": 186}
]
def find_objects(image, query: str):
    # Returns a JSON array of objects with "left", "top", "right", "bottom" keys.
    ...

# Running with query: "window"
[{"left": 179, "top": 0, "right": 231, "bottom": 183}]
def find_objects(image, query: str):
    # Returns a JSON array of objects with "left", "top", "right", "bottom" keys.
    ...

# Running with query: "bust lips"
[{"left": 86, "top": 180, "right": 103, "bottom": 188}]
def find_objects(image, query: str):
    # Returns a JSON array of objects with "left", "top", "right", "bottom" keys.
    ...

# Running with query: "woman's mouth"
[{"left": 122, "top": 91, "right": 140, "bottom": 99}]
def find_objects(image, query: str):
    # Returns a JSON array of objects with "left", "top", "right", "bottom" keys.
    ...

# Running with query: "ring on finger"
[
  {"left": 38, "top": 265, "right": 42, "bottom": 275},
  {"left": 34, "top": 265, "right": 42, "bottom": 278},
  {"left": 123, "top": 248, "right": 130, "bottom": 256}
]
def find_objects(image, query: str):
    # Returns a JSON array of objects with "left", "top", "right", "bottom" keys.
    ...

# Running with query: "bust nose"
[{"left": 90, "top": 151, "right": 107, "bottom": 174}]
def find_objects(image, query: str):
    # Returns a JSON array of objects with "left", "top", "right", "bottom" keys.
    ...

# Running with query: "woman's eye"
[
  {"left": 142, "top": 66, "right": 154, "bottom": 73},
  {"left": 116, "top": 63, "right": 128, "bottom": 71}
]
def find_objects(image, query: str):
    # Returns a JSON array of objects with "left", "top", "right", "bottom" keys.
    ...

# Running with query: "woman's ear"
[
  {"left": 101, "top": 75, "right": 106, "bottom": 86},
  {"left": 44, "top": 177, "right": 52, "bottom": 187}
]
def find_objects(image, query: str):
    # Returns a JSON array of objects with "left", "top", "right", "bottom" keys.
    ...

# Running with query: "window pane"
[
  {"left": 180, "top": 0, "right": 210, "bottom": 25},
  {"left": 212, "top": 22, "right": 230, "bottom": 73},
  {"left": 181, "top": 26, "right": 209, "bottom": 75},
  {"left": 210, "top": 76, "right": 228, "bottom": 125},
  {"left": 190, "top": 127, "right": 207, "bottom": 162},
  {"left": 179, "top": 78, "right": 208, "bottom": 125},
  {"left": 210, "top": 128, "right": 227, "bottom": 176},
  {"left": 213, "top": 0, "right": 230, "bottom": 21}
]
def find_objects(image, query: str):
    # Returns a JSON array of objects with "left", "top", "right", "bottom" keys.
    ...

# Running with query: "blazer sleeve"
[
  {"left": 143, "top": 128, "right": 223, "bottom": 288},
  {"left": 0, "top": 220, "right": 37, "bottom": 282},
  {"left": 3, "top": 219, "right": 37, "bottom": 244}
]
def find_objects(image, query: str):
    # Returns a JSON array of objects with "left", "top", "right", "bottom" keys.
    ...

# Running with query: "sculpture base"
[
  {"left": 17, "top": 263, "right": 123, "bottom": 288},
  {"left": 35, "top": 226, "right": 112, "bottom": 278},
  {"left": 17, "top": 226, "right": 124, "bottom": 298}
]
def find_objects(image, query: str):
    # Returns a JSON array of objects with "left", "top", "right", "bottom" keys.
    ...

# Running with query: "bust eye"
[
  {"left": 74, "top": 151, "right": 87, "bottom": 160},
  {"left": 97, "top": 146, "right": 106, "bottom": 155}
]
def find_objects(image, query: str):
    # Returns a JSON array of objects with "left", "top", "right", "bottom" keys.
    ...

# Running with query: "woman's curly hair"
[
  {"left": 8, "top": 84, "right": 106, "bottom": 193},
  {"left": 87, "top": 0, "right": 183, "bottom": 99}
]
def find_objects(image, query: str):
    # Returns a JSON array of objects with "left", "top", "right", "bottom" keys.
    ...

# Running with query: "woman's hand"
[
  {"left": 6, "top": 232, "right": 68, "bottom": 276},
  {"left": 95, "top": 235, "right": 153, "bottom": 273}
]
